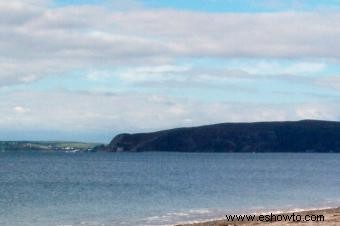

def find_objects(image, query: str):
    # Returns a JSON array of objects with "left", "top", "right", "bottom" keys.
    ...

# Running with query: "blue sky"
[
  {"left": 55, "top": 0, "right": 340, "bottom": 12},
  {"left": 1, "top": 0, "right": 340, "bottom": 142}
]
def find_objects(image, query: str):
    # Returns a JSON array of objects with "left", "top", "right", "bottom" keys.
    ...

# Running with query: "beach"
[{"left": 177, "top": 207, "right": 340, "bottom": 226}]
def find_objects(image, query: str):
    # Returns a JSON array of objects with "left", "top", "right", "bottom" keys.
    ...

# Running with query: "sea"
[{"left": 1, "top": 151, "right": 340, "bottom": 226}]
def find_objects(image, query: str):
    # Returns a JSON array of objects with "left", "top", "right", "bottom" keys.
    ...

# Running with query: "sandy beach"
[{"left": 177, "top": 207, "right": 340, "bottom": 226}]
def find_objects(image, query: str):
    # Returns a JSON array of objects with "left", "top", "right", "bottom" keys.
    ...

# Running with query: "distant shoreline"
[
  {"left": 0, "top": 141, "right": 100, "bottom": 152},
  {"left": 176, "top": 207, "right": 340, "bottom": 226}
]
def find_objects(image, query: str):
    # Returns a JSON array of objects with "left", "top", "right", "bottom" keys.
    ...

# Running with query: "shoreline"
[{"left": 176, "top": 207, "right": 340, "bottom": 226}]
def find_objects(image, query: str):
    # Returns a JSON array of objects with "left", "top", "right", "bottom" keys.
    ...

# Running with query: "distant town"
[{"left": 0, "top": 141, "right": 101, "bottom": 152}]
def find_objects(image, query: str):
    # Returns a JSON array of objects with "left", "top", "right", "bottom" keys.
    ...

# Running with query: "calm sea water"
[{"left": 1, "top": 151, "right": 340, "bottom": 226}]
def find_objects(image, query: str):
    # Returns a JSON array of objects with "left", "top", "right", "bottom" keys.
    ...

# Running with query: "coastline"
[{"left": 176, "top": 207, "right": 340, "bottom": 226}]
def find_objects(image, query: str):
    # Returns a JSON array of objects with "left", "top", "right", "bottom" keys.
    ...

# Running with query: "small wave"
[{"left": 140, "top": 208, "right": 226, "bottom": 226}]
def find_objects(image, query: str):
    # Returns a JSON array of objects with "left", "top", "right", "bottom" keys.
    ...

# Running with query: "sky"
[{"left": 1, "top": 0, "right": 340, "bottom": 142}]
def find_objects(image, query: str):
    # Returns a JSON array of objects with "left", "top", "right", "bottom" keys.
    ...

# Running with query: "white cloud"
[
  {"left": 118, "top": 65, "right": 191, "bottom": 82},
  {"left": 86, "top": 71, "right": 112, "bottom": 81},
  {"left": 1, "top": 90, "right": 339, "bottom": 137},
  {"left": 0, "top": 2, "right": 339, "bottom": 141},
  {"left": 1, "top": 2, "right": 340, "bottom": 87},
  {"left": 295, "top": 103, "right": 338, "bottom": 119},
  {"left": 13, "top": 106, "right": 30, "bottom": 114},
  {"left": 240, "top": 62, "right": 326, "bottom": 76},
  {"left": 115, "top": 61, "right": 323, "bottom": 88},
  {"left": 315, "top": 76, "right": 340, "bottom": 90},
  {"left": 0, "top": 0, "right": 48, "bottom": 25}
]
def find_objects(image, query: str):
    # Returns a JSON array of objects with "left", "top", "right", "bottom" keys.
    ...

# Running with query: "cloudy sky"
[{"left": 1, "top": 0, "right": 340, "bottom": 142}]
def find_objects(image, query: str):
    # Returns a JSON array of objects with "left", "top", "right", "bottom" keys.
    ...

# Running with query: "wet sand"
[{"left": 177, "top": 207, "right": 340, "bottom": 226}]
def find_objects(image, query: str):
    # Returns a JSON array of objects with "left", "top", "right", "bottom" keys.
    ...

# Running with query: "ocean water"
[{"left": 1, "top": 151, "right": 340, "bottom": 226}]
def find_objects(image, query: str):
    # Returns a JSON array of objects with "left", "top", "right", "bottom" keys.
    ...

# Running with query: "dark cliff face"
[{"left": 100, "top": 120, "right": 340, "bottom": 152}]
